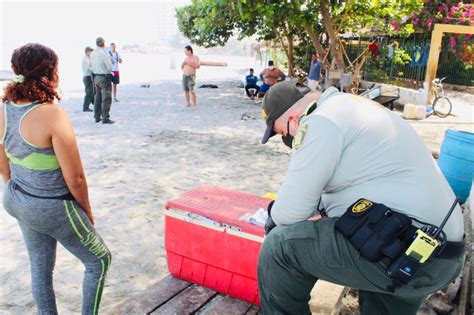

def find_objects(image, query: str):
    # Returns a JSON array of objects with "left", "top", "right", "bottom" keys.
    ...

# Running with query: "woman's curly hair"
[{"left": 2, "top": 43, "right": 61, "bottom": 104}]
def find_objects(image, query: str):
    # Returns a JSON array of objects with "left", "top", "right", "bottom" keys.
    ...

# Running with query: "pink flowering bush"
[
  {"left": 407, "top": 1, "right": 472, "bottom": 30},
  {"left": 405, "top": 1, "right": 473, "bottom": 69}
]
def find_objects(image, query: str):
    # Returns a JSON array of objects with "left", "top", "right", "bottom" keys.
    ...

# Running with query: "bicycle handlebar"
[{"left": 432, "top": 77, "right": 446, "bottom": 86}]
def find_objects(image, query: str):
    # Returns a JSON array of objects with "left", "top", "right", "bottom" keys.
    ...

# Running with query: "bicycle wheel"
[{"left": 433, "top": 96, "right": 452, "bottom": 118}]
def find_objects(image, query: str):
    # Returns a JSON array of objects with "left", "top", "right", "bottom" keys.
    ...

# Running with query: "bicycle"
[{"left": 431, "top": 77, "right": 452, "bottom": 118}]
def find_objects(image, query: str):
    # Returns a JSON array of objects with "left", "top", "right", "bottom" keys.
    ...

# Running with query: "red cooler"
[{"left": 164, "top": 185, "right": 271, "bottom": 305}]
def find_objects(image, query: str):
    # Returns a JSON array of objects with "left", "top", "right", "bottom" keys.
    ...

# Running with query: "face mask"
[
  {"left": 282, "top": 134, "right": 294, "bottom": 148},
  {"left": 269, "top": 66, "right": 274, "bottom": 70},
  {"left": 282, "top": 120, "right": 294, "bottom": 149}
]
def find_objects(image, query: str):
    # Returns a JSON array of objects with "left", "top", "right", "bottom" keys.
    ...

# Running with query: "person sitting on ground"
[
  {"left": 307, "top": 52, "right": 322, "bottom": 91},
  {"left": 258, "top": 60, "right": 285, "bottom": 97},
  {"left": 0, "top": 43, "right": 111, "bottom": 315},
  {"left": 245, "top": 68, "right": 260, "bottom": 100}
]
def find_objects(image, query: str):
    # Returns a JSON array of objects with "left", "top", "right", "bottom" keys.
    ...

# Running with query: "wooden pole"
[
  {"left": 424, "top": 25, "right": 443, "bottom": 104},
  {"left": 424, "top": 24, "right": 474, "bottom": 104},
  {"left": 199, "top": 61, "right": 228, "bottom": 67}
]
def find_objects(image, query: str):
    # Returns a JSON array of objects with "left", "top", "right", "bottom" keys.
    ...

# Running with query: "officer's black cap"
[{"left": 261, "top": 81, "right": 306, "bottom": 144}]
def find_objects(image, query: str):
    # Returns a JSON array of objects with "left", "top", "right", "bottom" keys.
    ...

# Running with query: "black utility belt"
[
  {"left": 438, "top": 240, "right": 465, "bottom": 258},
  {"left": 335, "top": 198, "right": 464, "bottom": 291},
  {"left": 11, "top": 181, "right": 74, "bottom": 201},
  {"left": 335, "top": 199, "right": 464, "bottom": 262}
]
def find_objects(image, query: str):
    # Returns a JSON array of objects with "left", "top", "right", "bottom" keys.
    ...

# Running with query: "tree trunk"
[
  {"left": 286, "top": 35, "right": 295, "bottom": 77},
  {"left": 320, "top": 0, "right": 346, "bottom": 72},
  {"left": 353, "top": 55, "right": 367, "bottom": 94},
  {"left": 290, "top": 0, "right": 329, "bottom": 69},
  {"left": 303, "top": 23, "right": 326, "bottom": 58},
  {"left": 274, "top": 30, "right": 295, "bottom": 77}
]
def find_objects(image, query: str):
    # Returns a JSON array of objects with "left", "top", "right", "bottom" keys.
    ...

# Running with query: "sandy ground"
[{"left": 0, "top": 77, "right": 472, "bottom": 314}]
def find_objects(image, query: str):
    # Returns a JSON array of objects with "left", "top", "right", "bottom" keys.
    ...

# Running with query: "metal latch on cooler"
[{"left": 223, "top": 224, "right": 242, "bottom": 232}]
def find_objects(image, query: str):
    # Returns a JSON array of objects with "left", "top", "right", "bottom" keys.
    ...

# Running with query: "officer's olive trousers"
[
  {"left": 258, "top": 218, "right": 463, "bottom": 315},
  {"left": 82, "top": 75, "right": 94, "bottom": 111},
  {"left": 93, "top": 75, "right": 112, "bottom": 121}
]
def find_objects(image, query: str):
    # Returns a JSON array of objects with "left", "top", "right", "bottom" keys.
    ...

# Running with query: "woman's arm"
[
  {"left": 0, "top": 146, "right": 11, "bottom": 183},
  {"left": 0, "top": 104, "right": 10, "bottom": 183},
  {"left": 50, "top": 108, "right": 94, "bottom": 224}
]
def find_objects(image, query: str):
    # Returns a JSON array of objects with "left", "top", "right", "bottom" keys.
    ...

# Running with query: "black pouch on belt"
[{"left": 335, "top": 199, "right": 413, "bottom": 262}]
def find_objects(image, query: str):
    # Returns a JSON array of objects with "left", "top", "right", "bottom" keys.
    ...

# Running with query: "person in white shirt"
[
  {"left": 108, "top": 43, "right": 122, "bottom": 103},
  {"left": 257, "top": 82, "right": 464, "bottom": 315}
]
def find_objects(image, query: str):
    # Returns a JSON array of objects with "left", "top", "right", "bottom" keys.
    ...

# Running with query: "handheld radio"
[{"left": 386, "top": 198, "right": 459, "bottom": 289}]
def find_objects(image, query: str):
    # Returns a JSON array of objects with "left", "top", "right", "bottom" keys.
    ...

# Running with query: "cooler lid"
[{"left": 165, "top": 185, "right": 270, "bottom": 237}]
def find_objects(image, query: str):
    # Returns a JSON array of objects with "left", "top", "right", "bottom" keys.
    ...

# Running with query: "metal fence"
[{"left": 342, "top": 35, "right": 473, "bottom": 87}]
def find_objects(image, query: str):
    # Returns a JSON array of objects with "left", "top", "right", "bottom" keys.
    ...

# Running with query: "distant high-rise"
[{"left": 152, "top": 0, "right": 189, "bottom": 43}]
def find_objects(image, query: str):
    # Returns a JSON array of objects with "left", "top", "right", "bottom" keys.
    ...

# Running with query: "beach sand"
[
  {"left": 0, "top": 78, "right": 291, "bottom": 314},
  {"left": 0, "top": 77, "right": 472, "bottom": 314}
]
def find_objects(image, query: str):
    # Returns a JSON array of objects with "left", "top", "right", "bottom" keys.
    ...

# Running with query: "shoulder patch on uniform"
[{"left": 293, "top": 123, "right": 309, "bottom": 150}]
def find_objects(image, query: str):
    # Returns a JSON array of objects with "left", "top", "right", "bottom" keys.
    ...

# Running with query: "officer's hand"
[{"left": 308, "top": 214, "right": 322, "bottom": 221}]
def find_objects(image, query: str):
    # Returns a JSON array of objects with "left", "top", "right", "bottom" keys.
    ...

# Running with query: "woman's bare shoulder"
[
  {"left": 37, "top": 103, "right": 68, "bottom": 117},
  {"left": 32, "top": 103, "right": 70, "bottom": 132}
]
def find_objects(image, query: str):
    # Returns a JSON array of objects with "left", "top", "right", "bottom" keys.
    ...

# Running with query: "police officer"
[
  {"left": 90, "top": 37, "right": 114, "bottom": 124},
  {"left": 258, "top": 81, "right": 464, "bottom": 315},
  {"left": 82, "top": 46, "right": 94, "bottom": 112}
]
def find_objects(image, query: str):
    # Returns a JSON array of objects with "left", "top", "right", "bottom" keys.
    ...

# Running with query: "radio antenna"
[{"left": 433, "top": 197, "right": 459, "bottom": 239}]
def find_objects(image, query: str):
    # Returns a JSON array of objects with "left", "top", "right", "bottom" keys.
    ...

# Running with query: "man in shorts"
[
  {"left": 109, "top": 43, "right": 122, "bottom": 102},
  {"left": 181, "top": 45, "right": 200, "bottom": 107},
  {"left": 308, "top": 53, "right": 322, "bottom": 91},
  {"left": 259, "top": 60, "right": 286, "bottom": 97}
]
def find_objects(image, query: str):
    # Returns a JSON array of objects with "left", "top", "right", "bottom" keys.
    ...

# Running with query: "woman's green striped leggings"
[{"left": 3, "top": 181, "right": 111, "bottom": 315}]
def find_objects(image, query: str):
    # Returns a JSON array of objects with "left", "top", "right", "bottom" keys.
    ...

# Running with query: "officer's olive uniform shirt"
[
  {"left": 82, "top": 55, "right": 92, "bottom": 76},
  {"left": 90, "top": 47, "right": 112, "bottom": 75},
  {"left": 272, "top": 87, "right": 464, "bottom": 241}
]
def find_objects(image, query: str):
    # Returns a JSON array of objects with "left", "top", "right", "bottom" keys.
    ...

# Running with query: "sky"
[
  {"left": 0, "top": 0, "right": 189, "bottom": 70},
  {"left": 0, "top": 0, "right": 256, "bottom": 91}
]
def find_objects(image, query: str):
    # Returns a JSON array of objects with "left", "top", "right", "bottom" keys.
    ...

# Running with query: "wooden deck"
[
  {"left": 111, "top": 275, "right": 261, "bottom": 314},
  {"left": 112, "top": 274, "right": 348, "bottom": 315}
]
